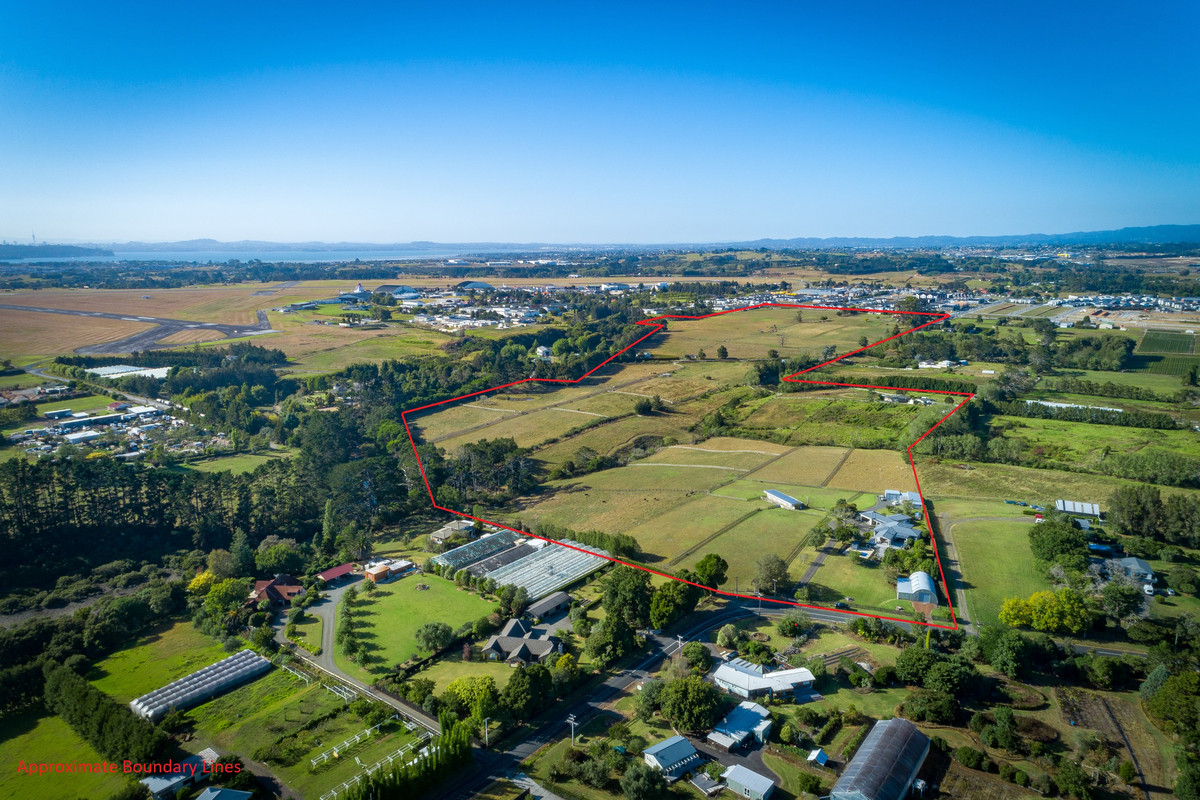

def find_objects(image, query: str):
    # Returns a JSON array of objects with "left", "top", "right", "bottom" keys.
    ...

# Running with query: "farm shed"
[
  {"left": 829, "top": 718, "right": 929, "bottom": 800},
  {"left": 707, "top": 701, "right": 772, "bottom": 751},
  {"left": 895, "top": 571, "right": 937, "bottom": 605},
  {"left": 713, "top": 658, "right": 815, "bottom": 701},
  {"left": 1055, "top": 499, "right": 1101, "bottom": 518},
  {"left": 763, "top": 489, "right": 803, "bottom": 510},
  {"left": 526, "top": 590, "right": 571, "bottom": 620},
  {"left": 130, "top": 649, "right": 271, "bottom": 723},
  {"left": 316, "top": 562, "right": 356, "bottom": 584}
]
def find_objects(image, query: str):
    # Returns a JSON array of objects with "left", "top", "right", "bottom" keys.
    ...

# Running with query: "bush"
[
  {"left": 956, "top": 746, "right": 986, "bottom": 770},
  {"left": 1118, "top": 760, "right": 1138, "bottom": 784}
]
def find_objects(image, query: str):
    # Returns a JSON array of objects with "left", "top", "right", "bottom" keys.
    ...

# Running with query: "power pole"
[
  {"left": 483, "top": 717, "right": 490, "bottom": 747},
  {"left": 566, "top": 714, "right": 577, "bottom": 746}
]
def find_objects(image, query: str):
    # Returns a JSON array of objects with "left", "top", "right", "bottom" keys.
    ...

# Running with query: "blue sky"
[{"left": 1, "top": 2, "right": 1197, "bottom": 243}]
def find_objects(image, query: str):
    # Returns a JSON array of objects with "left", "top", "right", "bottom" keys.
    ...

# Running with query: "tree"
[
  {"left": 635, "top": 678, "right": 664, "bottom": 721},
  {"left": 924, "top": 658, "right": 977, "bottom": 695},
  {"left": 716, "top": 345, "right": 728, "bottom": 359},
  {"left": 206, "top": 549, "right": 236, "bottom": 580},
  {"left": 1055, "top": 759, "right": 1094, "bottom": 800},
  {"left": 753, "top": 553, "right": 789, "bottom": 593},
  {"left": 229, "top": 529, "right": 254, "bottom": 576},
  {"left": 681, "top": 641, "right": 712, "bottom": 673},
  {"left": 694, "top": 553, "right": 729, "bottom": 590},
  {"left": 203, "top": 578, "right": 252, "bottom": 622},
  {"left": 621, "top": 758, "right": 668, "bottom": 800},
  {"left": 255, "top": 542, "right": 303, "bottom": 576},
  {"left": 415, "top": 621, "right": 453, "bottom": 653},
  {"left": 895, "top": 647, "right": 943, "bottom": 684},
  {"left": 1028, "top": 518, "right": 1087, "bottom": 569},
  {"left": 659, "top": 675, "right": 721, "bottom": 733},
  {"left": 716, "top": 623, "right": 741, "bottom": 649},
  {"left": 776, "top": 609, "right": 813, "bottom": 637},
  {"left": 634, "top": 397, "right": 653, "bottom": 415},
  {"left": 604, "top": 566, "right": 654, "bottom": 628},
  {"left": 1168, "top": 566, "right": 1199, "bottom": 595},
  {"left": 1100, "top": 580, "right": 1145, "bottom": 623},
  {"left": 1107, "top": 484, "right": 1162, "bottom": 539},
  {"left": 649, "top": 581, "right": 688, "bottom": 629},
  {"left": 320, "top": 498, "right": 338, "bottom": 555}
]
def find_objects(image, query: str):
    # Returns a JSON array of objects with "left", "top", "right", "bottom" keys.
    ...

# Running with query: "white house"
[
  {"left": 713, "top": 658, "right": 815, "bottom": 701},
  {"left": 723, "top": 764, "right": 775, "bottom": 800}
]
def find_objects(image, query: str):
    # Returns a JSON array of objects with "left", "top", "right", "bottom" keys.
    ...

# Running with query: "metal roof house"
[
  {"left": 707, "top": 701, "right": 772, "bottom": 751},
  {"left": 895, "top": 571, "right": 938, "bottom": 605},
  {"left": 882, "top": 490, "right": 921, "bottom": 506},
  {"left": 713, "top": 658, "right": 815, "bottom": 701},
  {"left": 830, "top": 718, "right": 929, "bottom": 800},
  {"left": 763, "top": 489, "right": 803, "bottom": 510},
  {"left": 1056, "top": 499, "right": 1101, "bottom": 518},
  {"left": 644, "top": 735, "right": 704, "bottom": 782},
  {"left": 723, "top": 764, "right": 776, "bottom": 800},
  {"left": 860, "top": 511, "right": 922, "bottom": 549},
  {"left": 1116, "top": 556, "right": 1155, "bottom": 583}
]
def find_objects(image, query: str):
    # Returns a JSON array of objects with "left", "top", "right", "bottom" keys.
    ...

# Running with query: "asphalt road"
[{"left": 0, "top": 303, "right": 273, "bottom": 353}]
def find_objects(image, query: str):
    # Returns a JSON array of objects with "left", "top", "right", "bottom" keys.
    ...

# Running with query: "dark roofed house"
[
  {"left": 248, "top": 574, "right": 305, "bottom": 607},
  {"left": 526, "top": 591, "right": 571, "bottom": 621},
  {"left": 830, "top": 718, "right": 929, "bottom": 800},
  {"left": 643, "top": 735, "right": 704, "bottom": 782},
  {"left": 430, "top": 519, "right": 475, "bottom": 545},
  {"left": 482, "top": 618, "right": 561, "bottom": 665}
]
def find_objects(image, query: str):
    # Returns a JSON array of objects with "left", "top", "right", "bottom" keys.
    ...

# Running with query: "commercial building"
[
  {"left": 526, "top": 590, "right": 571, "bottom": 621},
  {"left": 829, "top": 718, "right": 929, "bottom": 800}
]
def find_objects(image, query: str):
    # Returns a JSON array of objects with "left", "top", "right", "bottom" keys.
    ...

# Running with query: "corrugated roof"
[
  {"left": 644, "top": 735, "right": 697, "bottom": 768},
  {"left": 831, "top": 718, "right": 929, "bottom": 800},
  {"left": 723, "top": 764, "right": 775, "bottom": 796}
]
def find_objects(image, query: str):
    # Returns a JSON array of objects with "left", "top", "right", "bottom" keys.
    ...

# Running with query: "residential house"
[
  {"left": 430, "top": 519, "right": 475, "bottom": 546},
  {"left": 722, "top": 764, "right": 775, "bottom": 800},
  {"left": 195, "top": 790, "right": 254, "bottom": 800},
  {"left": 707, "top": 701, "right": 772, "bottom": 751},
  {"left": 1115, "top": 557, "right": 1155, "bottom": 584},
  {"left": 881, "top": 490, "right": 921, "bottom": 506},
  {"left": 248, "top": 574, "right": 304, "bottom": 607},
  {"left": 713, "top": 658, "right": 815, "bottom": 701},
  {"left": 643, "top": 735, "right": 704, "bottom": 782},
  {"left": 481, "top": 618, "right": 561, "bottom": 665},
  {"left": 859, "top": 510, "right": 921, "bottom": 549}
]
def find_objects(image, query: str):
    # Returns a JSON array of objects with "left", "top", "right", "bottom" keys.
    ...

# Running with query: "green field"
[
  {"left": 183, "top": 450, "right": 294, "bottom": 474},
  {"left": 0, "top": 712, "right": 130, "bottom": 800},
  {"left": 737, "top": 395, "right": 923, "bottom": 448},
  {"left": 992, "top": 415, "right": 1200, "bottom": 470},
  {"left": 0, "top": 371, "right": 38, "bottom": 389},
  {"left": 811, "top": 550, "right": 919, "bottom": 613},
  {"left": 676, "top": 506, "right": 819, "bottom": 590},
  {"left": 90, "top": 620, "right": 231, "bottom": 703},
  {"left": 412, "top": 651, "right": 516, "bottom": 692},
  {"left": 1047, "top": 368, "right": 1188, "bottom": 393},
  {"left": 34, "top": 394, "right": 116, "bottom": 414},
  {"left": 916, "top": 458, "right": 1200, "bottom": 507},
  {"left": 1138, "top": 330, "right": 1196, "bottom": 354},
  {"left": 1130, "top": 354, "right": 1200, "bottom": 376},
  {"left": 188, "top": 669, "right": 421, "bottom": 799},
  {"left": 333, "top": 577, "right": 496, "bottom": 678},
  {"left": 952, "top": 519, "right": 1050, "bottom": 627},
  {"left": 653, "top": 306, "right": 893, "bottom": 362}
]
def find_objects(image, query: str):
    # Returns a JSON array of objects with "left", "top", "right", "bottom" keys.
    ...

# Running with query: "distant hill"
[
  {"left": 728, "top": 224, "right": 1200, "bottom": 249},
  {"left": 0, "top": 243, "right": 115, "bottom": 259},
  {"left": 31, "top": 223, "right": 1200, "bottom": 257}
]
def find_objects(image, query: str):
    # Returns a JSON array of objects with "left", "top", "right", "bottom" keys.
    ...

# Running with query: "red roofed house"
[
  {"left": 317, "top": 562, "right": 356, "bottom": 585},
  {"left": 248, "top": 574, "right": 305, "bottom": 607}
]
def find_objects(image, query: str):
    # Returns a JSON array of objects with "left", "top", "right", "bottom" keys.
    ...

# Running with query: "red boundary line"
[{"left": 401, "top": 303, "right": 972, "bottom": 631}]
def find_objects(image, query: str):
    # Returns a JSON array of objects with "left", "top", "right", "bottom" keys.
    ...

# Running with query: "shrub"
[{"left": 956, "top": 746, "right": 985, "bottom": 770}]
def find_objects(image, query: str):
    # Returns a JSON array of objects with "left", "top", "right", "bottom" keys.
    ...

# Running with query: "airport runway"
[{"left": 0, "top": 303, "right": 274, "bottom": 354}]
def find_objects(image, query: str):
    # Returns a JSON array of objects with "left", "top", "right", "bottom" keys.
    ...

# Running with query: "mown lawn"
[
  {"left": 183, "top": 450, "right": 294, "bottom": 474},
  {"left": 952, "top": 519, "right": 1051, "bottom": 627},
  {"left": 333, "top": 577, "right": 497, "bottom": 679},
  {"left": 89, "top": 619, "right": 231, "bottom": 703}
]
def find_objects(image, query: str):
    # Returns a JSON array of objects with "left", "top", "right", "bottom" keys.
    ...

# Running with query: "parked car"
[
  {"left": 833, "top": 602, "right": 850, "bottom": 610},
  {"left": 1017, "top": 501, "right": 1028, "bottom": 507}
]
